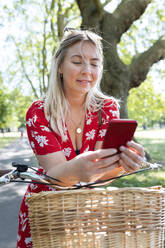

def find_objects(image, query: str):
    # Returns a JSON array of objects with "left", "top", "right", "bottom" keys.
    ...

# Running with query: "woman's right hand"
[
  {"left": 37, "top": 148, "right": 120, "bottom": 187},
  {"left": 71, "top": 148, "right": 120, "bottom": 183}
]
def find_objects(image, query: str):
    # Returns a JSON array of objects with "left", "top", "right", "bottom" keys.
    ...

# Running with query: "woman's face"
[{"left": 59, "top": 41, "right": 102, "bottom": 97}]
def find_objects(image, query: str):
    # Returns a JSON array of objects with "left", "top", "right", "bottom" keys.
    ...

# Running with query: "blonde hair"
[{"left": 44, "top": 29, "right": 115, "bottom": 141}]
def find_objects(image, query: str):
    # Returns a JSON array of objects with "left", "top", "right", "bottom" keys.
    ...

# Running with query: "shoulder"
[
  {"left": 26, "top": 100, "right": 44, "bottom": 116},
  {"left": 102, "top": 97, "right": 120, "bottom": 119},
  {"left": 103, "top": 97, "right": 120, "bottom": 111},
  {"left": 26, "top": 99, "right": 47, "bottom": 124}
]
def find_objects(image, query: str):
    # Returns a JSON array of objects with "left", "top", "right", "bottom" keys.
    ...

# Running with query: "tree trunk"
[{"left": 76, "top": 0, "right": 165, "bottom": 118}]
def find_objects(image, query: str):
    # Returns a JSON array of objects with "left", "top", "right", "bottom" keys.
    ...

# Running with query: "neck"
[{"left": 67, "top": 94, "right": 86, "bottom": 110}]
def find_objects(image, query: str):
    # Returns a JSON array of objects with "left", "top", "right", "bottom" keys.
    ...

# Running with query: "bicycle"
[{"left": 0, "top": 161, "right": 165, "bottom": 248}]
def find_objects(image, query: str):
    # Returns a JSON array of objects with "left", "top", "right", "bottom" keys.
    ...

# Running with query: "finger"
[
  {"left": 84, "top": 148, "right": 118, "bottom": 161},
  {"left": 120, "top": 152, "right": 140, "bottom": 172},
  {"left": 126, "top": 141, "right": 145, "bottom": 157},
  {"left": 119, "top": 146, "right": 144, "bottom": 165},
  {"left": 94, "top": 154, "right": 120, "bottom": 169},
  {"left": 119, "top": 159, "right": 134, "bottom": 173},
  {"left": 97, "top": 162, "right": 119, "bottom": 174}
]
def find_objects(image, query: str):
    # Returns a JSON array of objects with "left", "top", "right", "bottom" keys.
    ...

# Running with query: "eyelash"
[{"left": 72, "top": 62, "right": 98, "bottom": 67}]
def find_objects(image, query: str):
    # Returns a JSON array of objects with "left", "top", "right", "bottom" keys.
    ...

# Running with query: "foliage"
[
  {"left": 127, "top": 78, "right": 165, "bottom": 128},
  {"left": 0, "top": 77, "right": 12, "bottom": 129},
  {"left": 0, "top": 0, "right": 164, "bottom": 121},
  {"left": 9, "top": 88, "right": 34, "bottom": 128},
  {"left": 1, "top": 0, "right": 80, "bottom": 98},
  {"left": 0, "top": 76, "right": 33, "bottom": 129}
]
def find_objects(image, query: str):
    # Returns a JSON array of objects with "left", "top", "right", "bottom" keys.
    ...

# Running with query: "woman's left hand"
[{"left": 119, "top": 141, "right": 145, "bottom": 172}]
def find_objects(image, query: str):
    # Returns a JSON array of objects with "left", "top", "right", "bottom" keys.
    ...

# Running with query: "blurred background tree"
[
  {"left": 128, "top": 78, "right": 165, "bottom": 129},
  {"left": 0, "top": 0, "right": 164, "bottom": 130}
]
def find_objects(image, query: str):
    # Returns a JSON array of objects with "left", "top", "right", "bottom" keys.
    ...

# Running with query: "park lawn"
[
  {"left": 0, "top": 136, "right": 18, "bottom": 149},
  {"left": 110, "top": 128, "right": 165, "bottom": 188},
  {"left": 135, "top": 128, "right": 165, "bottom": 163}
]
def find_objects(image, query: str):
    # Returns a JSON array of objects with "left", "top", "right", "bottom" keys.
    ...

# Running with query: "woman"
[{"left": 17, "top": 29, "right": 145, "bottom": 247}]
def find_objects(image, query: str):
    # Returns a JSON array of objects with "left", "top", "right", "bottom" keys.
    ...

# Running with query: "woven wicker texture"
[{"left": 26, "top": 187, "right": 165, "bottom": 248}]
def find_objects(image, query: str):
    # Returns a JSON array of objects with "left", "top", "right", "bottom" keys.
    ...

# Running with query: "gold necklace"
[
  {"left": 69, "top": 112, "right": 85, "bottom": 134},
  {"left": 76, "top": 127, "right": 82, "bottom": 134}
]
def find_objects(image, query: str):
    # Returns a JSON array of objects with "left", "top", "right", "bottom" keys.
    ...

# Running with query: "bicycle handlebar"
[
  {"left": 0, "top": 161, "right": 163, "bottom": 189},
  {"left": 0, "top": 169, "right": 12, "bottom": 177},
  {"left": 0, "top": 164, "right": 50, "bottom": 186}
]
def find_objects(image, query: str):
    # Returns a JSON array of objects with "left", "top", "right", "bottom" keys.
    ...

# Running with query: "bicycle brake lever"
[
  {"left": 143, "top": 161, "right": 163, "bottom": 170},
  {"left": 12, "top": 162, "right": 29, "bottom": 172}
]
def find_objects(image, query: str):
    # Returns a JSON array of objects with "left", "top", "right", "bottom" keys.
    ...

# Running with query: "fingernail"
[
  {"left": 127, "top": 141, "right": 132, "bottom": 146},
  {"left": 111, "top": 149, "right": 117, "bottom": 153},
  {"left": 119, "top": 146, "right": 126, "bottom": 151}
]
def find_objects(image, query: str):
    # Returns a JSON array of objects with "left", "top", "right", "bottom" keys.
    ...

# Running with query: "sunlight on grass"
[
  {"left": 135, "top": 128, "right": 165, "bottom": 139},
  {"left": 135, "top": 128, "right": 165, "bottom": 163}
]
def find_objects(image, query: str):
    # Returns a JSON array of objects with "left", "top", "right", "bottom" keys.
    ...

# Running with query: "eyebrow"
[{"left": 71, "top": 55, "right": 100, "bottom": 61}]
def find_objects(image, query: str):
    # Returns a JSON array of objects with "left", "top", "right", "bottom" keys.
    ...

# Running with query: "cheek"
[
  {"left": 93, "top": 69, "right": 100, "bottom": 80},
  {"left": 67, "top": 64, "right": 80, "bottom": 77}
]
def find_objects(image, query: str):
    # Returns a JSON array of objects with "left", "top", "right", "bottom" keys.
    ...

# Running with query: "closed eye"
[{"left": 72, "top": 61, "right": 82, "bottom": 64}]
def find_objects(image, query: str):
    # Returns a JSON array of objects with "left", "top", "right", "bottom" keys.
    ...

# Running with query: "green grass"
[
  {"left": 110, "top": 128, "right": 165, "bottom": 188},
  {"left": 135, "top": 128, "right": 165, "bottom": 163},
  {"left": 0, "top": 136, "right": 18, "bottom": 149}
]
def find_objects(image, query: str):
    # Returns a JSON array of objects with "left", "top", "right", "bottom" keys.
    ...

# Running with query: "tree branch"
[
  {"left": 50, "top": 0, "right": 56, "bottom": 42},
  {"left": 129, "top": 39, "right": 165, "bottom": 89},
  {"left": 113, "top": 0, "right": 152, "bottom": 42},
  {"left": 65, "top": 3, "right": 76, "bottom": 18},
  {"left": 76, "top": 0, "right": 104, "bottom": 28},
  {"left": 41, "top": 18, "right": 47, "bottom": 94},
  {"left": 11, "top": 37, "right": 38, "bottom": 98},
  {"left": 57, "top": 0, "right": 64, "bottom": 40},
  {"left": 92, "top": 0, "right": 104, "bottom": 19},
  {"left": 103, "top": 0, "right": 112, "bottom": 8}
]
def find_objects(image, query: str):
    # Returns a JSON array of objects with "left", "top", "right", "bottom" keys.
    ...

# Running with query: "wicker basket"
[{"left": 26, "top": 187, "right": 165, "bottom": 248}]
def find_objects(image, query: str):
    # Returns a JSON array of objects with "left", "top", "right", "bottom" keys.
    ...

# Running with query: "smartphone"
[{"left": 102, "top": 119, "right": 138, "bottom": 151}]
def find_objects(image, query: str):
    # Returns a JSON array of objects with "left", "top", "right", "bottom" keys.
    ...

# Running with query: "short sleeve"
[
  {"left": 26, "top": 100, "right": 61, "bottom": 155},
  {"left": 96, "top": 98, "right": 120, "bottom": 141}
]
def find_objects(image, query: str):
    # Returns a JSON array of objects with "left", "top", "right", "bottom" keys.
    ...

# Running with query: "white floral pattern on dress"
[
  {"left": 86, "top": 118, "right": 92, "bottom": 125},
  {"left": 36, "top": 101, "right": 44, "bottom": 109},
  {"left": 20, "top": 211, "right": 28, "bottom": 232},
  {"left": 31, "top": 131, "right": 38, "bottom": 137},
  {"left": 63, "top": 147, "right": 72, "bottom": 157},
  {"left": 26, "top": 115, "right": 37, "bottom": 127},
  {"left": 84, "top": 145, "right": 89, "bottom": 152},
  {"left": 109, "top": 109, "right": 119, "bottom": 118},
  {"left": 86, "top": 129, "right": 95, "bottom": 140},
  {"left": 99, "top": 129, "right": 106, "bottom": 138},
  {"left": 31, "top": 141, "right": 35, "bottom": 148},
  {"left": 17, "top": 234, "right": 21, "bottom": 242},
  {"left": 40, "top": 125, "right": 51, "bottom": 132},
  {"left": 29, "top": 183, "right": 38, "bottom": 191},
  {"left": 35, "top": 135, "right": 48, "bottom": 147},
  {"left": 31, "top": 130, "right": 49, "bottom": 147},
  {"left": 25, "top": 237, "right": 32, "bottom": 248}
]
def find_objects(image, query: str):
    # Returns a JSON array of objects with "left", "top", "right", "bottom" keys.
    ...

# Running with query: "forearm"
[{"left": 46, "top": 161, "right": 79, "bottom": 187}]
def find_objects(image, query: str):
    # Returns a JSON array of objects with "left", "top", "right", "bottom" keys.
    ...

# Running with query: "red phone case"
[{"left": 102, "top": 119, "right": 138, "bottom": 151}]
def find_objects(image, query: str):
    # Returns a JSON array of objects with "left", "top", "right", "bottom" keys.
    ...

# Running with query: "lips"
[{"left": 77, "top": 80, "right": 91, "bottom": 84}]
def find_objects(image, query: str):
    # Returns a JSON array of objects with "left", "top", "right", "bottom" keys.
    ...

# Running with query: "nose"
[{"left": 81, "top": 62, "right": 91, "bottom": 75}]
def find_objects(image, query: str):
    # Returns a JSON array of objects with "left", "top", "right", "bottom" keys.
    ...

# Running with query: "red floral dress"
[{"left": 16, "top": 99, "right": 119, "bottom": 248}]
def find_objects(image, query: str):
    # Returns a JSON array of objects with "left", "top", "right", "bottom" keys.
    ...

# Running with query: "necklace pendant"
[{"left": 76, "top": 128, "right": 82, "bottom": 134}]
